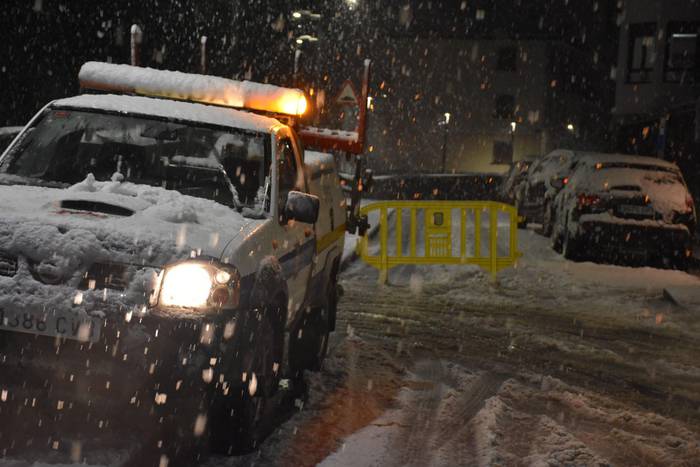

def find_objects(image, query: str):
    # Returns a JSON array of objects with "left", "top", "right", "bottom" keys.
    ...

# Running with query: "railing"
[{"left": 356, "top": 201, "right": 522, "bottom": 283}]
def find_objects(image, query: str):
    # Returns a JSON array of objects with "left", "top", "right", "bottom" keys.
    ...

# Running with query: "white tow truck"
[{"left": 0, "top": 62, "right": 371, "bottom": 455}]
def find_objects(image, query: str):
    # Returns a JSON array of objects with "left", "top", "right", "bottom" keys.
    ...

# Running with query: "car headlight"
[{"left": 151, "top": 260, "right": 240, "bottom": 310}]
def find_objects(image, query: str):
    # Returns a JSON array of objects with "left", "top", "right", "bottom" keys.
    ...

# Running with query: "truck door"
[{"left": 274, "top": 134, "right": 314, "bottom": 323}]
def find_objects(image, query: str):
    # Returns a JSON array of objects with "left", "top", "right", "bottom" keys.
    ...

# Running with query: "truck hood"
[
  {"left": 0, "top": 178, "right": 257, "bottom": 266},
  {"left": 0, "top": 176, "right": 263, "bottom": 316}
]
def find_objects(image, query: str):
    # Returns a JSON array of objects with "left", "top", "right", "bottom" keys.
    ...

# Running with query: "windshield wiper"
[{"left": 219, "top": 166, "right": 243, "bottom": 212}]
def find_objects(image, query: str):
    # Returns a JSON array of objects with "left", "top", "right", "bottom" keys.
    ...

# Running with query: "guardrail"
[{"left": 356, "top": 201, "right": 522, "bottom": 283}]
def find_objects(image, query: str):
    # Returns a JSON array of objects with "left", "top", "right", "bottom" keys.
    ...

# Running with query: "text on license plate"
[
  {"left": 0, "top": 308, "right": 102, "bottom": 343},
  {"left": 619, "top": 204, "right": 654, "bottom": 216}
]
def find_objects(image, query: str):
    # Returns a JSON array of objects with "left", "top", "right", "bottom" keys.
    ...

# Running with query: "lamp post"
[
  {"left": 441, "top": 112, "right": 451, "bottom": 173},
  {"left": 510, "top": 120, "right": 517, "bottom": 162}
]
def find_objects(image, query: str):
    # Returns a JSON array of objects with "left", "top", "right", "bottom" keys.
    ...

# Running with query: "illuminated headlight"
[{"left": 152, "top": 260, "right": 239, "bottom": 310}]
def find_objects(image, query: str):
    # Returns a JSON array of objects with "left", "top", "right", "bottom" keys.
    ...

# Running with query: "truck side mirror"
[{"left": 285, "top": 191, "right": 320, "bottom": 224}]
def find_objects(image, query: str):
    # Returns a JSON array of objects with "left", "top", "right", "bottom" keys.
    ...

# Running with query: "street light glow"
[
  {"left": 347, "top": 0, "right": 358, "bottom": 9},
  {"left": 510, "top": 121, "right": 517, "bottom": 132},
  {"left": 296, "top": 35, "right": 319, "bottom": 43},
  {"left": 566, "top": 123, "right": 575, "bottom": 131},
  {"left": 292, "top": 11, "right": 302, "bottom": 19},
  {"left": 444, "top": 112, "right": 451, "bottom": 124}
]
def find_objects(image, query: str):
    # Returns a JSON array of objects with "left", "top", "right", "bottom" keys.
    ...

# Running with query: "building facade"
[
  {"left": 316, "top": 0, "right": 620, "bottom": 176},
  {"left": 613, "top": 0, "right": 700, "bottom": 199},
  {"left": 362, "top": 36, "right": 613, "bottom": 175}
]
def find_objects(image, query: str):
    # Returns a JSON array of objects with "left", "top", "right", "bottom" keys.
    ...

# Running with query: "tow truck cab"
[{"left": 0, "top": 61, "right": 367, "bottom": 455}]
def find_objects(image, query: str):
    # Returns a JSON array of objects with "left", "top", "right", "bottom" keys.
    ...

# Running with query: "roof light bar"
[{"left": 78, "top": 61, "right": 308, "bottom": 117}]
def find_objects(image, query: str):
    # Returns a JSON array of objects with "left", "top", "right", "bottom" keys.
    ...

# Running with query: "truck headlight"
[{"left": 152, "top": 260, "right": 239, "bottom": 310}]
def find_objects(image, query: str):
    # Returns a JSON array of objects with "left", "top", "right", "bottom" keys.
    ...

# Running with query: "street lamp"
[
  {"left": 291, "top": 10, "right": 321, "bottom": 20},
  {"left": 510, "top": 121, "right": 517, "bottom": 162},
  {"left": 441, "top": 112, "right": 451, "bottom": 173}
]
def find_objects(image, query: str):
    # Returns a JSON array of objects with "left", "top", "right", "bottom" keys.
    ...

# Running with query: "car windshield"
[{"left": 0, "top": 108, "right": 270, "bottom": 209}]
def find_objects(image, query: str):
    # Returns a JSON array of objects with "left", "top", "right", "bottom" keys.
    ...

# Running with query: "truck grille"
[
  {"left": 79, "top": 262, "right": 129, "bottom": 291},
  {"left": 0, "top": 251, "right": 18, "bottom": 277}
]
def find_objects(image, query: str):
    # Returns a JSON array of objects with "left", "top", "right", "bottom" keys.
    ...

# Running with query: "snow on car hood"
[
  {"left": 0, "top": 175, "right": 254, "bottom": 266},
  {"left": 0, "top": 175, "right": 259, "bottom": 316}
]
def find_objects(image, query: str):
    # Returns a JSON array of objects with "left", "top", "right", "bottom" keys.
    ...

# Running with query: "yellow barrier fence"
[{"left": 356, "top": 201, "right": 522, "bottom": 283}]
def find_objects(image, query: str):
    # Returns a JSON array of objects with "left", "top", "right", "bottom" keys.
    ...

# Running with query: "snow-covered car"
[
  {"left": 499, "top": 159, "right": 532, "bottom": 206},
  {"left": 519, "top": 149, "right": 581, "bottom": 234},
  {"left": 0, "top": 63, "right": 351, "bottom": 455},
  {"left": 0, "top": 126, "right": 23, "bottom": 153},
  {"left": 550, "top": 153, "right": 696, "bottom": 267}
]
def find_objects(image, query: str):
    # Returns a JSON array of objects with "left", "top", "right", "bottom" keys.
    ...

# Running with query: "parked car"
[
  {"left": 0, "top": 126, "right": 23, "bottom": 153},
  {"left": 519, "top": 149, "right": 581, "bottom": 235},
  {"left": 500, "top": 158, "right": 533, "bottom": 205},
  {"left": 550, "top": 153, "right": 696, "bottom": 268}
]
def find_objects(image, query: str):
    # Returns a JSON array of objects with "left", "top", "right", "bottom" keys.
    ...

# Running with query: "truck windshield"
[{"left": 0, "top": 108, "right": 270, "bottom": 209}]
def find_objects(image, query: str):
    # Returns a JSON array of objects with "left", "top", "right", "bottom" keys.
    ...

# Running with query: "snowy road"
[
  {"left": 209, "top": 228, "right": 700, "bottom": 467},
  {"left": 3, "top": 229, "right": 700, "bottom": 466}
]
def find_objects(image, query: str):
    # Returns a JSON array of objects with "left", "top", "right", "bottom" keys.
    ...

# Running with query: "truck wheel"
[
  {"left": 209, "top": 266, "right": 286, "bottom": 455},
  {"left": 208, "top": 305, "right": 280, "bottom": 454},
  {"left": 289, "top": 283, "right": 332, "bottom": 376},
  {"left": 328, "top": 261, "right": 340, "bottom": 332}
]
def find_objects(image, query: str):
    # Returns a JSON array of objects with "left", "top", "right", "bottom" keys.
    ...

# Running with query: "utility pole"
[
  {"left": 130, "top": 24, "right": 142, "bottom": 66},
  {"left": 200, "top": 36, "right": 208, "bottom": 75}
]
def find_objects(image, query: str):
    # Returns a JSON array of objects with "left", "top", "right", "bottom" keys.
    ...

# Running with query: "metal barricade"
[{"left": 356, "top": 201, "right": 522, "bottom": 283}]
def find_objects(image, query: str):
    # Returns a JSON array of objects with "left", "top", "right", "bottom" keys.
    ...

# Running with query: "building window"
[
  {"left": 494, "top": 94, "right": 515, "bottom": 119},
  {"left": 664, "top": 22, "right": 699, "bottom": 83},
  {"left": 496, "top": 46, "right": 517, "bottom": 71},
  {"left": 492, "top": 140, "right": 513, "bottom": 164},
  {"left": 627, "top": 23, "right": 656, "bottom": 83},
  {"left": 475, "top": 9, "right": 486, "bottom": 21}
]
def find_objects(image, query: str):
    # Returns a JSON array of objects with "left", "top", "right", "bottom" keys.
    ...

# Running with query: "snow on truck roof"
[
  {"left": 51, "top": 94, "right": 281, "bottom": 134},
  {"left": 78, "top": 61, "right": 308, "bottom": 117}
]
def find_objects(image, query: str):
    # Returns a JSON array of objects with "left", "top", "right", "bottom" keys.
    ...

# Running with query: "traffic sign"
[{"left": 335, "top": 80, "right": 360, "bottom": 107}]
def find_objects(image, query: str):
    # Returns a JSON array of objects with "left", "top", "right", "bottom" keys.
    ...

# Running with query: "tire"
[
  {"left": 208, "top": 307, "right": 280, "bottom": 455},
  {"left": 328, "top": 262, "right": 340, "bottom": 332},
  {"left": 551, "top": 226, "right": 563, "bottom": 253},
  {"left": 562, "top": 220, "right": 580, "bottom": 261},
  {"left": 289, "top": 281, "right": 333, "bottom": 377},
  {"left": 209, "top": 266, "right": 286, "bottom": 455},
  {"left": 541, "top": 202, "right": 553, "bottom": 237}
]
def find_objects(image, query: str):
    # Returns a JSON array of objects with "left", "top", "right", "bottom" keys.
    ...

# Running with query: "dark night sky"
[{"left": 0, "top": 1, "right": 619, "bottom": 128}]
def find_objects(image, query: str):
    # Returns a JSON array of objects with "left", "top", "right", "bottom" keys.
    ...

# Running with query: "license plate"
[
  {"left": 618, "top": 204, "right": 654, "bottom": 216},
  {"left": 0, "top": 308, "right": 102, "bottom": 343}
]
